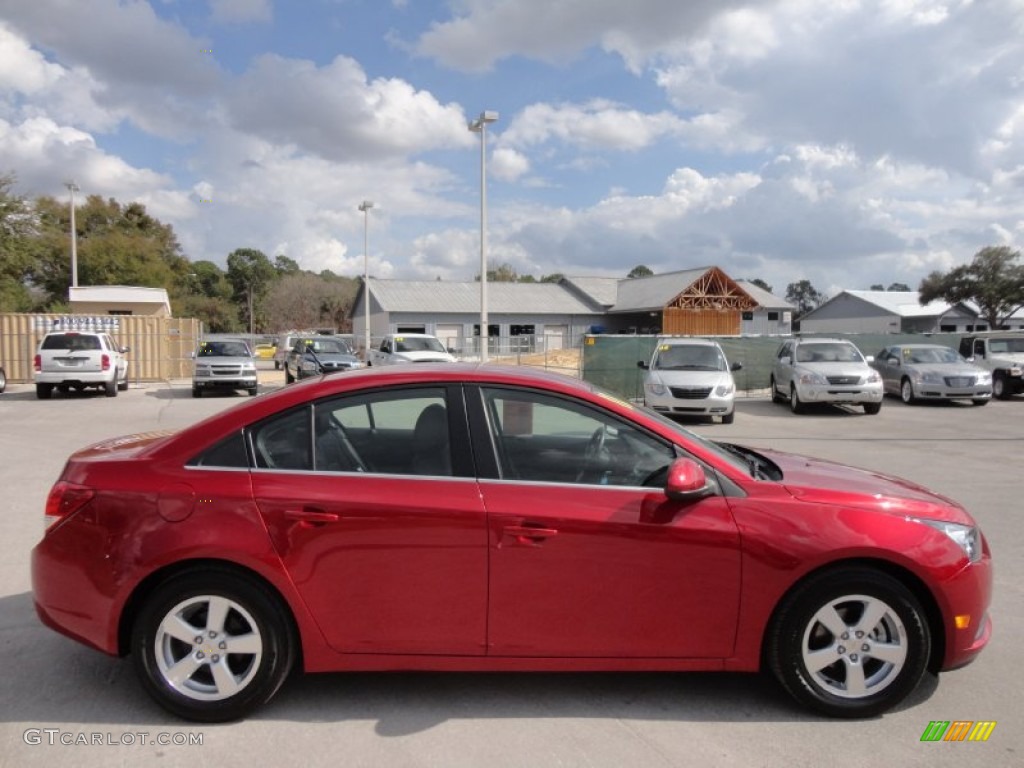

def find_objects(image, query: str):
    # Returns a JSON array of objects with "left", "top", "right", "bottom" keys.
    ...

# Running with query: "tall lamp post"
[
  {"left": 468, "top": 110, "right": 498, "bottom": 362},
  {"left": 65, "top": 181, "right": 79, "bottom": 289},
  {"left": 358, "top": 200, "right": 374, "bottom": 362}
]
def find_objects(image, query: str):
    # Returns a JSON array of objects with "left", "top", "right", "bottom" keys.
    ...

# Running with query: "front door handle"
[
  {"left": 501, "top": 524, "right": 558, "bottom": 547},
  {"left": 284, "top": 509, "right": 339, "bottom": 525}
]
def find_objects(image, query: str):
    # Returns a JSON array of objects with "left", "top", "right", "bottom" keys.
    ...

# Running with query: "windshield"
[
  {"left": 301, "top": 339, "right": 347, "bottom": 355},
  {"left": 905, "top": 346, "right": 959, "bottom": 364},
  {"left": 198, "top": 341, "right": 250, "bottom": 357},
  {"left": 796, "top": 342, "right": 863, "bottom": 364},
  {"left": 653, "top": 344, "right": 726, "bottom": 371},
  {"left": 395, "top": 337, "right": 446, "bottom": 353}
]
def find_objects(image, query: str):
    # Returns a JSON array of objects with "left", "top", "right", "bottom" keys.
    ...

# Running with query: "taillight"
[
  {"left": 101, "top": 354, "right": 111, "bottom": 371},
  {"left": 44, "top": 481, "right": 95, "bottom": 530},
  {"left": 34, "top": 354, "right": 41, "bottom": 372}
]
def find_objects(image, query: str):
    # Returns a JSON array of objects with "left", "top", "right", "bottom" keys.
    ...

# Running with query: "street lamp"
[
  {"left": 65, "top": 181, "right": 79, "bottom": 289},
  {"left": 468, "top": 110, "right": 498, "bottom": 362},
  {"left": 358, "top": 200, "right": 374, "bottom": 361}
]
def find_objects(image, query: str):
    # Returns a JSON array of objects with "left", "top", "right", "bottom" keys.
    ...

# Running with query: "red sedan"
[{"left": 32, "top": 364, "right": 992, "bottom": 722}]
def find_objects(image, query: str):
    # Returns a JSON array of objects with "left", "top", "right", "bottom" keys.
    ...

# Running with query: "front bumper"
[
  {"left": 645, "top": 391, "right": 735, "bottom": 416},
  {"left": 193, "top": 375, "right": 257, "bottom": 390},
  {"left": 938, "top": 553, "right": 993, "bottom": 671},
  {"left": 795, "top": 383, "right": 883, "bottom": 405}
]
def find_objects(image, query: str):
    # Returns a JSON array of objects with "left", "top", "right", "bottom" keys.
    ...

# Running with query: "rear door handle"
[{"left": 284, "top": 509, "right": 339, "bottom": 525}]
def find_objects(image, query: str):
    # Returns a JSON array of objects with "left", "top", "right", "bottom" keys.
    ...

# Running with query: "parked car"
[
  {"left": 32, "top": 364, "right": 991, "bottom": 722},
  {"left": 771, "top": 338, "right": 883, "bottom": 414},
  {"left": 285, "top": 337, "right": 364, "bottom": 383},
  {"left": 253, "top": 343, "right": 277, "bottom": 361},
  {"left": 368, "top": 333, "right": 456, "bottom": 365},
  {"left": 871, "top": 344, "right": 992, "bottom": 405},
  {"left": 191, "top": 339, "right": 257, "bottom": 398},
  {"left": 33, "top": 330, "right": 129, "bottom": 399},
  {"left": 272, "top": 332, "right": 303, "bottom": 371},
  {"left": 959, "top": 332, "right": 1024, "bottom": 399},
  {"left": 637, "top": 338, "right": 741, "bottom": 424}
]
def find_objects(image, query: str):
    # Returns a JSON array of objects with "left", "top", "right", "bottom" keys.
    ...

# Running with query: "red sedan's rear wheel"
[
  {"left": 767, "top": 567, "right": 930, "bottom": 718},
  {"left": 131, "top": 570, "right": 295, "bottom": 722}
]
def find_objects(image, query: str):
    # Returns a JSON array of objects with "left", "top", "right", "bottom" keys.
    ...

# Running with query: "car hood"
[
  {"left": 907, "top": 362, "right": 987, "bottom": 377},
  {"left": 763, "top": 448, "right": 971, "bottom": 524},
  {"left": 795, "top": 362, "right": 873, "bottom": 378},
  {"left": 648, "top": 370, "right": 731, "bottom": 387},
  {"left": 394, "top": 350, "right": 456, "bottom": 362}
]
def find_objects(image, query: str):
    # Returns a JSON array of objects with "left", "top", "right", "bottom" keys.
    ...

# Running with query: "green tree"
[
  {"left": 919, "top": 246, "right": 1024, "bottom": 329},
  {"left": 786, "top": 280, "right": 826, "bottom": 316},
  {"left": 748, "top": 278, "right": 773, "bottom": 294},
  {"left": 540, "top": 273, "right": 564, "bottom": 283},
  {"left": 887, "top": 282, "right": 911, "bottom": 291},
  {"left": 870, "top": 284, "right": 884, "bottom": 291},
  {"left": 226, "top": 248, "right": 277, "bottom": 334},
  {"left": 274, "top": 254, "right": 301, "bottom": 276},
  {"left": 0, "top": 172, "right": 41, "bottom": 311},
  {"left": 627, "top": 264, "right": 653, "bottom": 279}
]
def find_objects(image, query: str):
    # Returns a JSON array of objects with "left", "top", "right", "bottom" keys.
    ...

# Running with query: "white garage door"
[
  {"left": 543, "top": 325, "right": 567, "bottom": 351},
  {"left": 435, "top": 324, "right": 462, "bottom": 354}
]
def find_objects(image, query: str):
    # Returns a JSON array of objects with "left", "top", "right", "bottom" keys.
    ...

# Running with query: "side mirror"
[
  {"left": 120, "top": 346, "right": 130, "bottom": 354},
  {"left": 637, "top": 361, "right": 649, "bottom": 370},
  {"left": 730, "top": 362, "right": 743, "bottom": 371},
  {"left": 664, "top": 458, "right": 714, "bottom": 502}
]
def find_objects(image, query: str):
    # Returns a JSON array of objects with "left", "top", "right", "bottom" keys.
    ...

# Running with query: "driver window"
[{"left": 481, "top": 388, "right": 675, "bottom": 487}]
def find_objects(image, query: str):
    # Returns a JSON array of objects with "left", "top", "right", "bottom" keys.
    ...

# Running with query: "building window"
[
  {"left": 510, "top": 325, "right": 535, "bottom": 336},
  {"left": 940, "top": 324, "right": 956, "bottom": 332},
  {"left": 108, "top": 310, "right": 132, "bottom": 316},
  {"left": 473, "top": 324, "right": 500, "bottom": 337},
  {"left": 396, "top": 324, "right": 425, "bottom": 333},
  {"left": 742, "top": 311, "right": 753, "bottom": 321},
  {"left": 767, "top": 311, "right": 779, "bottom": 321}
]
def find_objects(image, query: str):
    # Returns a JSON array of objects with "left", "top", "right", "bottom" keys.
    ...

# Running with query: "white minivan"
[{"left": 638, "top": 338, "right": 741, "bottom": 424}]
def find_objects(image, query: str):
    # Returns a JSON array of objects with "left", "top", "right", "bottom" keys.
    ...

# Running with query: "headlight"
[
  {"left": 301, "top": 360, "right": 317, "bottom": 372},
  {"left": 242, "top": 362, "right": 256, "bottom": 372},
  {"left": 715, "top": 382, "right": 735, "bottom": 397},
  {"left": 797, "top": 369, "right": 827, "bottom": 385},
  {"left": 864, "top": 370, "right": 881, "bottom": 384},
  {"left": 977, "top": 371, "right": 992, "bottom": 384},
  {"left": 917, "top": 371, "right": 942, "bottom": 384},
  {"left": 914, "top": 518, "right": 982, "bottom": 563},
  {"left": 646, "top": 382, "right": 667, "bottom": 396}
]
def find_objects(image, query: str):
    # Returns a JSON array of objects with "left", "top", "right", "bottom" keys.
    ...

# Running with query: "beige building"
[{"left": 69, "top": 285, "right": 172, "bottom": 317}]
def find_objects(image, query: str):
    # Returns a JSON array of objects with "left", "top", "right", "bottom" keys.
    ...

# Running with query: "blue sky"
[{"left": 1, "top": 0, "right": 1022, "bottom": 297}]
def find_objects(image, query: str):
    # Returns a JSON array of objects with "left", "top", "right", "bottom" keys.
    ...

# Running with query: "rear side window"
[
  {"left": 188, "top": 432, "right": 249, "bottom": 468},
  {"left": 41, "top": 334, "right": 101, "bottom": 351}
]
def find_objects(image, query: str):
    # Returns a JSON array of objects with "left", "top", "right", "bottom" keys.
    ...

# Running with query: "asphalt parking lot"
[{"left": 0, "top": 374, "right": 1020, "bottom": 768}]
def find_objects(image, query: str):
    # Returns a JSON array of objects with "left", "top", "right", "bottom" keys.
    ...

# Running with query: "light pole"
[
  {"left": 358, "top": 200, "right": 374, "bottom": 361},
  {"left": 65, "top": 181, "right": 79, "bottom": 288},
  {"left": 468, "top": 110, "right": 498, "bottom": 362}
]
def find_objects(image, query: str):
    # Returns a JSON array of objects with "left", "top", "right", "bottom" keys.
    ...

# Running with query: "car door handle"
[
  {"left": 501, "top": 525, "right": 558, "bottom": 547},
  {"left": 284, "top": 509, "right": 339, "bottom": 525}
]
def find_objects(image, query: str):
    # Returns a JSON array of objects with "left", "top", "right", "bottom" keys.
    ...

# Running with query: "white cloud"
[
  {"left": 226, "top": 54, "right": 473, "bottom": 161},
  {"left": 490, "top": 147, "right": 529, "bottom": 181}
]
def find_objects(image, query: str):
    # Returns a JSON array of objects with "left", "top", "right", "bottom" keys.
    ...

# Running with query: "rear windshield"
[{"left": 41, "top": 334, "right": 102, "bottom": 351}]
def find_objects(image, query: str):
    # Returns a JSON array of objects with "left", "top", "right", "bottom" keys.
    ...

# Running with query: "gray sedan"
[{"left": 871, "top": 344, "right": 992, "bottom": 405}]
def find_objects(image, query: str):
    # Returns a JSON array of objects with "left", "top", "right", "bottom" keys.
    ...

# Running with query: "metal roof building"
[{"left": 799, "top": 290, "right": 981, "bottom": 334}]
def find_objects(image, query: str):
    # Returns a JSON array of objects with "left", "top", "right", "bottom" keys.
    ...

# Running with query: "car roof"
[{"left": 655, "top": 337, "right": 721, "bottom": 347}]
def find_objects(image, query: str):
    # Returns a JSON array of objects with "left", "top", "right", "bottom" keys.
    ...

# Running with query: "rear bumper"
[{"left": 35, "top": 371, "right": 114, "bottom": 385}]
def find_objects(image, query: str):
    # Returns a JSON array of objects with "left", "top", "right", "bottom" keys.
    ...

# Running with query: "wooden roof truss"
[{"left": 666, "top": 268, "right": 757, "bottom": 311}]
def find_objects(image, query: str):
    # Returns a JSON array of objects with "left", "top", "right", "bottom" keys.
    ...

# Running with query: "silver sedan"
[{"left": 871, "top": 344, "right": 992, "bottom": 405}]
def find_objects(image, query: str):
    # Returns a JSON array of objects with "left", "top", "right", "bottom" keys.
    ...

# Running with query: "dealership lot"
[{"left": 1, "top": 378, "right": 1020, "bottom": 767}]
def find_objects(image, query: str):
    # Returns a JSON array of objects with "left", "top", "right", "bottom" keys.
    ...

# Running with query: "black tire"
[
  {"left": 770, "top": 376, "right": 784, "bottom": 404},
  {"left": 767, "top": 567, "right": 929, "bottom": 718},
  {"left": 285, "top": 367, "right": 295, "bottom": 384},
  {"left": 899, "top": 378, "right": 916, "bottom": 405},
  {"left": 972, "top": 398, "right": 989, "bottom": 406},
  {"left": 105, "top": 378, "right": 117, "bottom": 397},
  {"left": 863, "top": 402, "right": 881, "bottom": 415},
  {"left": 0, "top": 367, "right": 5, "bottom": 394},
  {"left": 993, "top": 373, "right": 1011, "bottom": 400},
  {"left": 790, "top": 385, "right": 804, "bottom": 414},
  {"left": 36, "top": 383, "right": 53, "bottom": 400},
  {"left": 721, "top": 411, "right": 735, "bottom": 424},
  {"left": 192, "top": 387, "right": 202, "bottom": 398},
  {"left": 118, "top": 377, "right": 129, "bottom": 391},
  {"left": 131, "top": 570, "right": 295, "bottom": 723},
  {"left": 248, "top": 387, "right": 258, "bottom": 397},
  {"left": 274, "top": 361, "right": 281, "bottom": 371}
]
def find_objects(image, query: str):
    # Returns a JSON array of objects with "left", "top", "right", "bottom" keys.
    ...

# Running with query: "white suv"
[
  {"left": 771, "top": 338, "right": 883, "bottom": 415},
  {"left": 34, "top": 331, "right": 129, "bottom": 399}
]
